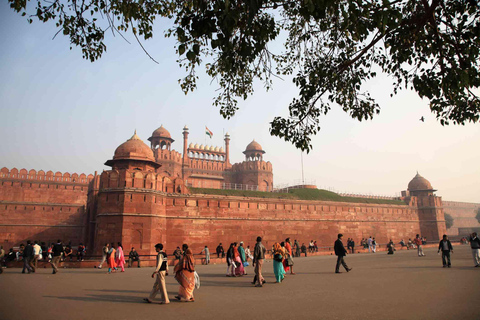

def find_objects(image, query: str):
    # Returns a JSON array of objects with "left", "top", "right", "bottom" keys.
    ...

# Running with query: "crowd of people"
[{"left": 2, "top": 232, "right": 479, "bottom": 297}]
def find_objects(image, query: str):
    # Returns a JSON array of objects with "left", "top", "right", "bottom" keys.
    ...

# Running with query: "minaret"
[
  {"left": 224, "top": 132, "right": 231, "bottom": 168},
  {"left": 182, "top": 125, "right": 189, "bottom": 177}
]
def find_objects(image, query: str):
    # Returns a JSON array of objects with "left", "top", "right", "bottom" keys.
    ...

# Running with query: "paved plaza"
[{"left": 0, "top": 245, "right": 479, "bottom": 320}]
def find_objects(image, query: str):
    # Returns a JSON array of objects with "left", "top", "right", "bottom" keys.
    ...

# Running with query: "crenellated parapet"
[
  {"left": 99, "top": 169, "right": 188, "bottom": 194},
  {"left": 154, "top": 149, "right": 183, "bottom": 163},
  {"left": 231, "top": 161, "right": 273, "bottom": 172},
  {"left": 0, "top": 167, "right": 93, "bottom": 184}
]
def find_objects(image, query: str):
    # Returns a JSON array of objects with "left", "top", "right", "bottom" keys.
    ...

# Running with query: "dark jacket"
[
  {"left": 334, "top": 239, "right": 347, "bottom": 257},
  {"left": 52, "top": 243, "right": 64, "bottom": 257},
  {"left": 438, "top": 240, "right": 453, "bottom": 252},
  {"left": 470, "top": 236, "right": 480, "bottom": 249},
  {"left": 253, "top": 242, "right": 266, "bottom": 262},
  {"left": 129, "top": 250, "right": 139, "bottom": 260},
  {"left": 23, "top": 244, "right": 34, "bottom": 259},
  {"left": 226, "top": 247, "right": 235, "bottom": 260}
]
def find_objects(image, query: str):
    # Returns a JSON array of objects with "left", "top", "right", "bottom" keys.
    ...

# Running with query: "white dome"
[
  {"left": 189, "top": 143, "right": 194, "bottom": 148},
  {"left": 215, "top": 146, "right": 220, "bottom": 152},
  {"left": 199, "top": 144, "right": 204, "bottom": 150},
  {"left": 220, "top": 147, "right": 225, "bottom": 152},
  {"left": 194, "top": 143, "right": 199, "bottom": 149}
]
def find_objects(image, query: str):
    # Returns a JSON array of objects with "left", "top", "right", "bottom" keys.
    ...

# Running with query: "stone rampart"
[
  {"left": 443, "top": 200, "right": 480, "bottom": 236},
  {"left": 0, "top": 167, "right": 91, "bottom": 248},
  {"left": 159, "top": 194, "right": 421, "bottom": 253}
]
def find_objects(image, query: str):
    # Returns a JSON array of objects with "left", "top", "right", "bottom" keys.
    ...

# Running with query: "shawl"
[
  {"left": 175, "top": 248, "right": 195, "bottom": 273},
  {"left": 273, "top": 243, "right": 285, "bottom": 256},
  {"left": 238, "top": 246, "right": 246, "bottom": 262},
  {"left": 116, "top": 246, "right": 125, "bottom": 263}
]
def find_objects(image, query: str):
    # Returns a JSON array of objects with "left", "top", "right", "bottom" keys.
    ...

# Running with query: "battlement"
[
  {"left": 154, "top": 149, "right": 183, "bottom": 163},
  {"left": 0, "top": 167, "right": 93, "bottom": 184},
  {"left": 231, "top": 160, "right": 273, "bottom": 172},
  {"left": 99, "top": 169, "right": 187, "bottom": 194}
]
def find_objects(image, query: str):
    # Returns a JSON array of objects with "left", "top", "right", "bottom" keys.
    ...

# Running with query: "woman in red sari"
[
  {"left": 174, "top": 244, "right": 195, "bottom": 302},
  {"left": 107, "top": 242, "right": 117, "bottom": 274}
]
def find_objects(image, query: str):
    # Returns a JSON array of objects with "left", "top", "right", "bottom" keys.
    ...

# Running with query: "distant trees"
[{"left": 444, "top": 212, "right": 454, "bottom": 229}]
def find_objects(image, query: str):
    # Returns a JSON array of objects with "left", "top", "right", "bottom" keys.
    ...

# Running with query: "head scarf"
[
  {"left": 273, "top": 243, "right": 284, "bottom": 255},
  {"left": 181, "top": 248, "right": 195, "bottom": 272}
]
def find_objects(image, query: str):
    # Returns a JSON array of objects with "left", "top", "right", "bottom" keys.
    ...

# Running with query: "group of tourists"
[
  {"left": 144, "top": 243, "right": 197, "bottom": 304},
  {"left": 97, "top": 242, "right": 128, "bottom": 273},
  {"left": 2, "top": 240, "right": 88, "bottom": 268}
]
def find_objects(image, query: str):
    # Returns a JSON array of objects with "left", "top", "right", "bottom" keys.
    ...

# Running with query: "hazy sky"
[{"left": 1, "top": 3, "right": 479, "bottom": 203}]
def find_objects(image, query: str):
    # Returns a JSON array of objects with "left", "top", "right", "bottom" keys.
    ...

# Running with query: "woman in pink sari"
[
  {"left": 174, "top": 244, "right": 195, "bottom": 302},
  {"left": 115, "top": 242, "right": 126, "bottom": 272}
]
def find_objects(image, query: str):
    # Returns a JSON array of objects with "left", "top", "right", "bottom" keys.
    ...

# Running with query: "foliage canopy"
[
  {"left": 444, "top": 212, "right": 454, "bottom": 229},
  {"left": 9, "top": 0, "right": 480, "bottom": 151}
]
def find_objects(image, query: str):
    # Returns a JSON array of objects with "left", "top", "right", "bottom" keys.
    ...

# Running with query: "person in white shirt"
[
  {"left": 367, "top": 237, "right": 373, "bottom": 253},
  {"left": 31, "top": 241, "right": 42, "bottom": 272},
  {"left": 144, "top": 243, "right": 170, "bottom": 304}
]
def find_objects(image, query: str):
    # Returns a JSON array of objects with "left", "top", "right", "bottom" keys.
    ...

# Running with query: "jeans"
[
  {"left": 472, "top": 248, "right": 480, "bottom": 266},
  {"left": 441, "top": 251, "right": 451, "bottom": 266}
]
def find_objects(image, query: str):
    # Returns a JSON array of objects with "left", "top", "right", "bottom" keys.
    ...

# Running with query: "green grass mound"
[{"left": 188, "top": 187, "right": 405, "bottom": 205}]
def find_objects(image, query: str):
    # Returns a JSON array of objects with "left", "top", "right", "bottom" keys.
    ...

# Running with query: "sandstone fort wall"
[
  {"left": 0, "top": 168, "right": 93, "bottom": 248},
  {"left": 443, "top": 200, "right": 480, "bottom": 236}
]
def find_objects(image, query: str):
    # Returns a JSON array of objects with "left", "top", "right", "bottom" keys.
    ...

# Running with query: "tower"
[
  {"left": 148, "top": 125, "right": 174, "bottom": 151},
  {"left": 94, "top": 131, "right": 166, "bottom": 256},
  {"left": 406, "top": 172, "right": 446, "bottom": 240},
  {"left": 231, "top": 139, "right": 273, "bottom": 191},
  {"left": 182, "top": 125, "right": 189, "bottom": 178},
  {"left": 224, "top": 132, "right": 231, "bottom": 168}
]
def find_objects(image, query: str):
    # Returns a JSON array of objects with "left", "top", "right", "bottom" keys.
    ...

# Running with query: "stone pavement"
[{"left": 0, "top": 245, "right": 478, "bottom": 320}]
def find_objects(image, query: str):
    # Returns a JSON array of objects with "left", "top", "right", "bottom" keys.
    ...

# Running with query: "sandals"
[{"left": 143, "top": 298, "right": 152, "bottom": 303}]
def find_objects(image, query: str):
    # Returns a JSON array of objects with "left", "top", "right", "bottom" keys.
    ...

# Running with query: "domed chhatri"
[
  {"left": 113, "top": 131, "right": 155, "bottom": 162},
  {"left": 244, "top": 139, "right": 265, "bottom": 153},
  {"left": 148, "top": 125, "right": 174, "bottom": 151},
  {"left": 243, "top": 139, "right": 265, "bottom": 161},
  {"left": 408, "top": 172, "right": 435, "bottom": 192},
  {"left": 151, "top": 125, "right": 172, "bottom": 140}
]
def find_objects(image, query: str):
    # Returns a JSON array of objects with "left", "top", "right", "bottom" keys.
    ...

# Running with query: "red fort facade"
[{"left": 2, "top": 125, "right": 472, "bottom": 257}]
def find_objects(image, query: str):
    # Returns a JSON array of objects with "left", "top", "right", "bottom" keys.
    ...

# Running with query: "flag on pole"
[{"left": 206, "top": 127, "right": 213, "bottom": 138}]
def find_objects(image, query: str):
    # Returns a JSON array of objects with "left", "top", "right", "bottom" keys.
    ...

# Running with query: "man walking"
[
  {"left": 144, "top": 243, "right": 169, "bottom": 304},
  {"left": 201, "top": 245, "right": 210, "bottom": 265},
  {"left": 31, "top": 240, "right": 41, "bottom": 272},
  {"left": 50, "top": 240, "right": 64, "bottom": 274},
  {"left": 22, "top": 240, "right": 34, "bottom": 274},
  {"left": 414, "top": 234, "right": 425, "bottom": 256},
  {"left": 437, "top": 235, "right": 453, "bottom": 268},
  {"left": 334, "top": 234, "right": 352, "bottom": 273},
  {"left": 469, "top": 232, "right": 480, "bottom": 267},
  {"left": 252, "top": 236, "right": 266, "bottom": 287},
  {"left": 98, "top": 243, "right": 109, "bottom": 269}
]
